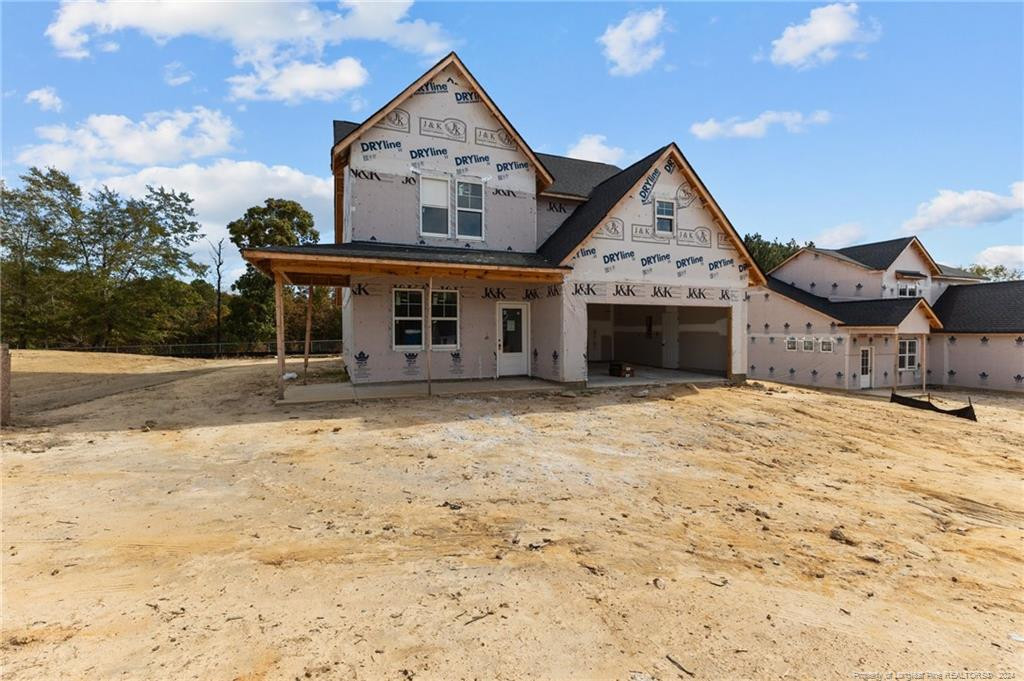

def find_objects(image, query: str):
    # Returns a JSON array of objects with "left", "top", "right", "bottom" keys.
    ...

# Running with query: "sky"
[{"left": 2, "top": 1, "right": 1022, "bottom": 284}]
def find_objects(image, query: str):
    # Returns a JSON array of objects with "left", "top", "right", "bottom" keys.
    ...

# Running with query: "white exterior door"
[
  {"left": 497, "top": 302, "right": 529, "bottom": 376},
  {"left": 859, "top": 347, "right": 872, "bottom": 389}
]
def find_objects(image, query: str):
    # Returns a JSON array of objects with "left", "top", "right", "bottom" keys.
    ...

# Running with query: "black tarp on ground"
[{"left": 890, "top": 391, "right": 977, "bottom": 421}]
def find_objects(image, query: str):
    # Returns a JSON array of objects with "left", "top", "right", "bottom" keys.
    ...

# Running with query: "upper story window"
[
  {"left": 420, "top": 177, "right": 449, "bottom": 237},
  {"left": 897, "top": 281, "right": 919, "bottom": 297},
  {"left": 456, "top": 181, "right": 484, "bottom": 239},
  {"left": 655, "top": 200, "right": 675, "bottom": 234}
]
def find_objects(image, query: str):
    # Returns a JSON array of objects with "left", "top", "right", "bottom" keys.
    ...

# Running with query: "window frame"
[
  {"left": 820, "top": 338, "right": 834, "bottom": 353},
  {"left": 392, "top": 287, "right": 424, "bottom": 351},
  {"left": 430, "top": 289, "right": 460, "bottom": 350},
  {"left": 455, "top": 179, "right": 485, "bottom": 240},
  {"left": 419, "top": 176, "right": 451, "bottom": 238},
  {"left": 654, "top": 199, "right": 675, "bottom": 235},
  {"left": 898, "top": 338, "right": 918, "bottom": 371},
  {"left": 785, "top": 337, "right": 798, "bottom": 352},
  {"left": 802, "top": 337, "right": 815, "bottom": 352},
  {"left": 897, "top": 282, "right": 919, "bottom": 298}
]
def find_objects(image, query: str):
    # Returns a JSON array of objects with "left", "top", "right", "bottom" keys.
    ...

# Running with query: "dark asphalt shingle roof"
[
  {"left": 833, "top": 237, "right": 916, "bottom": 270},
  {"left": 333, "top": 120, "right": 360, "bottom": 147},
  {"left": 245, "top": 240, "right": 564, "bottom": 270},
  {"left": 538, "top": 145, "right": 669, "bottom": 264},
  {"left": 895, "top": 270, "right": 926, "bottom": 278},
  {"left": 932, "top": 280, "right": 1024, "bottom": 333},
  {"left": 767, "top": 276, "right": 933, "bottom": 327},
  {"left": 534, "top": 153, "right": 622, "bottom": 198},
  {"left": 936, "top": 263, "right": 984, "bottom": 279}
]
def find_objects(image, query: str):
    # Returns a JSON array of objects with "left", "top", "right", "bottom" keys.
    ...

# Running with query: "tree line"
[{"left": 1, "top": 167, "right": 339, "bottom": 350}]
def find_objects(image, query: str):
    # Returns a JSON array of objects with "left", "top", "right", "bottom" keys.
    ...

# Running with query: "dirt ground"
[{"left": 2, "top": 350, "right": 1022, "bottom": 680}]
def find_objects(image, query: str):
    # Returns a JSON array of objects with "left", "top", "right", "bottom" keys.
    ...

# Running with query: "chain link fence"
[{"left": 54, "top": 339, "right": 343, "bottom": 359}]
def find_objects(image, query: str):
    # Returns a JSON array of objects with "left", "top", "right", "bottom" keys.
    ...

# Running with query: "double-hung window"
[
  {"left": 431, "top": 290, "right": 459, "bottom": 348},
  {"left": 785, "top": 337, "right": 797, "bottom": 351},
  {"left": 420, "top": 178, "right": 449, "bottom": 236},
  {"left": 820, "top": 338, "right": 834, "bottom": 353},
  {"left": 655, "top": 200, "right": 675, "bottom": 234},
  {"left": 456, "top": 181, "right": 483, "bottom": 238},
  {"left": 802, "top": 338, "right": 815, "bottom": 352},
  {"left": 897, "top": 282, "right": 919, "bottom": 297},
  {"left": 898, "top": 339, "right": 918, "bottom": 370},
  {"left": 393, "top": 289, "right": 424, "bottom": 349}
]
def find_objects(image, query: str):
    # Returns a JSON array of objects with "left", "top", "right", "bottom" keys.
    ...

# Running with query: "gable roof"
[
  {"left": 331, "top": 123, "right": 618, "bottom": 200},
  {"left": 932, "top": 280, "right": 1024, "bottom": 333},
  {"left": 537, "top": 146, "right": 667, "bottom": 264},
  {"left": 771, "top": 235, "right": 943, "bottom": 277},
  {"left": 833, "top": 237, "right": 916, "bottom": 270},
  {"left": 766, "top": 276, "right": 942, "bottom": 328},
  {"left": 936, "top": 263, "right": 985, "bottom": 280},
  {"left": 329, "top": 52, "right": 553, "bottom": 187},
  {"left": 537, "top": 143, "right": 767, "bottom": 285},
  {"left": 535, "top": 153, "right": 622, "bottom": 199}
]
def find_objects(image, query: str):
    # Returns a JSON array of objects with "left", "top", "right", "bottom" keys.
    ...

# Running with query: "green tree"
[
  {"left": 743, "top": 233, "right": 813, "bottom": 273},
  {"left": 0, "top": 168, "right": 82, "bottom": 347},
  {"left": 964, "top": 263, "right": 1024, "bottom": 282},
  {"left": 68, "top": 185, "right": 206, "bottom": 345},
  {"left": 225, "top": 199, "right": 318, "bottom": 344}
]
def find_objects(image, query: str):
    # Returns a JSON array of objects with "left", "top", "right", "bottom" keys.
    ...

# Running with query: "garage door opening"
[{"left": 586, "top": 303, "right": 730, "bottom": 386}]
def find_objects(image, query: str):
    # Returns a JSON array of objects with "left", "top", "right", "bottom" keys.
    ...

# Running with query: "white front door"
[
  {"left": 859, "top": 347, "right": 872, "bottom": 389},
  {"left": 497, "top": 302, "right": 529, "bottom": 376}
]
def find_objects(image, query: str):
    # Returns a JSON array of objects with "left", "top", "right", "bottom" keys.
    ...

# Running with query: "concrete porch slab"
[{"left": 277, "top": 375, "right": 563, "bottom": 405}]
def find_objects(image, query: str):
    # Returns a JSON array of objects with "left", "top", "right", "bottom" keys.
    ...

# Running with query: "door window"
[{"left": 502, "top": 307, "right": 522, "bottom": 353}]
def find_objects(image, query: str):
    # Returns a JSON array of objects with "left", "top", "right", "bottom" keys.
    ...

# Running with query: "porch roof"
[{"left": 241, "top": 240, "right": 570, "bottom": 286}]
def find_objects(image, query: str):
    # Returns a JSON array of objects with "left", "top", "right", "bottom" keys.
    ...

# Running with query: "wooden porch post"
[
  {"left": 275, "top": 272, "right": 286, "bottom": 400},
  {"left": 426, "top": 277, "right": 433, "bottom": 396},
  {"left": 892, "top": 333, "right": 899, "bottom": 391},
  {"left": 921, "top": 332, "right": 927, "bottom": 393},
  {"left": 303, "top": 285, "right": 313, "bottom": 384}
]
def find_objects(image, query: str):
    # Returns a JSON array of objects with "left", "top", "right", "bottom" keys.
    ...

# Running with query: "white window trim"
[
  {"left": 392, "top": 287, "right": 424, "bottom": 351},
  {"left": 430, "top": 289, "right": 460, "bottom": 350},
  {"left": 898, "top": 338, "right": 918, "bottom": 371},
  {"left": 456, "top": 179, "right": 485, "bottom": 241},
  {"left": 801, "top": 337, "right": 815, "bottom": 352},
  {"left": 419, "top": 176, "right": 451, "bottom": 238},
  {"left": 820, "top": 338, "right": 834, "bottom": 353},
  {"left": 655, "top": 199, "right": 675, "bottom": 235},
  {"left": 785, "top": 337, "right": 798, "bottom": 352},
  {"left": 897, "top": 282, "right": 919, "bottom": 298}
]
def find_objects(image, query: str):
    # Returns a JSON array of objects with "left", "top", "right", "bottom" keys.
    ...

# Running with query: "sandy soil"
[{"left": 2, "top": 350, "right": 1022, "bottom": 680}]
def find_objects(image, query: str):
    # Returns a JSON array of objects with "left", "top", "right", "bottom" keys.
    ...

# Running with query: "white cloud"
[
  {"left": 163, "top": 61, "right": 193, "bottom": 87},
  {"left": 227, "top": 57, "right": 368, "bottom": 103},
  {"left": 690, "top": 109, "right": 831, "bottom": 140},
  {"left": 598, "top": 7, "right": 667, "bottom": 76},
  {"left": 975, "top": 245, "right": 1024, "bottom": 269},
  {"left": 98, "top": 40, "right": 119, "bottom": 52},
  {"left": 770, "top": 3, "right": 880, "bottom": 69},
  {"left": 566, "top": 134, "right": 626, "bottom": 165},
  {"left": 95, "top": 160, "right": 333, "bottom": 283},
  {"left": 902, "top": 182, "right": 1024, "bottom": 232},
  {"left": 45, "top": 0, "right": 450, "bottom": 102},
  {"left": 815, "top": 222, "right": 865, "bottom": 248},
  {"left": 17, "top": 106, "right": 236, "bottom": 175},
  {"left": 25, "top": 86, "right": 63, "bottom": 112}
]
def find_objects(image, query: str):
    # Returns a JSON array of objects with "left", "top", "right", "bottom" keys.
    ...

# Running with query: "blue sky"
[{"left": 3, "top": 1, "right": 1022, "bottom": 282}]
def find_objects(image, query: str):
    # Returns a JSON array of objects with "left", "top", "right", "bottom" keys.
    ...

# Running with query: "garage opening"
[{"left": 586, "top": 303, "right": 730, "bottom": 385}]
